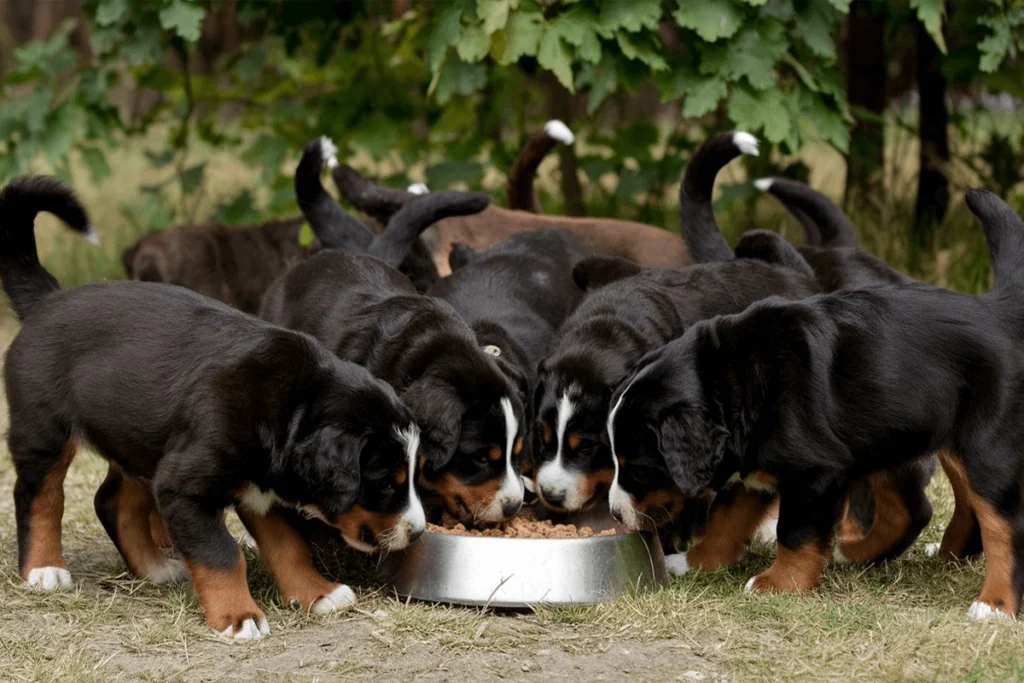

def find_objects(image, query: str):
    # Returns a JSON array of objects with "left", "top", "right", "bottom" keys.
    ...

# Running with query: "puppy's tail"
[
  {"left": 679, "top": 131, "right": 759, "bottom": 264},
  {"left": 506, "top": 119, "right": 575, "bottom": 213},
  {"left": 966, "top": 189, "right": 1024, "bottom": 294},
  {"left": 330, "top": 162, "right": 414, "bottom": 225},
  {"left": 0, "top": 175, "right": 95, "bottom": 320},
  {"left": 295, "top": 137, "right": 376, "bottom": 251},
  {"left": 368, "top": 192, "right": 491, "bottom": 268},
  {"left": 733, "top": 230, "right": 815, "bottom": 278},
  {"left": 753, "top": 177, "right": 857, "bottom": 248}
]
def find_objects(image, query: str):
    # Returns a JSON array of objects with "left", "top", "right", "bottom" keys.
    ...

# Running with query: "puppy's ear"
[
  {"left": 734, "top": 230, "right": 815, "bottom": 278},
  {"left": 280, "top": 425, "right": 363, "bottom": 514},
  {"left": 572, "top": 256, "right": 642, "bottom": 291},
  {"left": 448, "top": 243, "right": 476, "bottom": 271},
  {"left": 656, "top": 410, "right": 727, "bottom": 497},
  {"left": 402, "top": 380, "right": 463, "bottom": 469}
]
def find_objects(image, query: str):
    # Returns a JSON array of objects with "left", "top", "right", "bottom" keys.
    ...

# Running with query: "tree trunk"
[
  {"left": 844, "top": 0, "right": 887, "bottom": 221},
  {"left": 913, "top": 20, "right": 949, "bottom": 250},
  {"left": 546, "top": 76, "right": 586, "bottom": 216}
]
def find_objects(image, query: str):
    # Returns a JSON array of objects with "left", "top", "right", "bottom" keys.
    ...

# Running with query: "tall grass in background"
[{"left": 11, "top": 109, "right": 1018, "bottom": 325}]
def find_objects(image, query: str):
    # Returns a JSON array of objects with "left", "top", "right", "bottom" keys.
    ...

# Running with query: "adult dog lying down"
[
  {"left": 609, "top": 189, "right": 1024, "bottom": 621},
  {"left": 1, "top": 176, "right": 425, "bottom": 640}
]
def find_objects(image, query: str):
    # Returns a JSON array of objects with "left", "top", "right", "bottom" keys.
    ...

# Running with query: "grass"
[{"left": 3, "top": 122, "right": 1024, "bottom": 680}]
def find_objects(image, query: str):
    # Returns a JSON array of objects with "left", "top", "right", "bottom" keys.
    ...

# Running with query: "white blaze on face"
[
  {"left": 607, "top": 381, "right": 639, "bottom": 530},
  {"left": 535, "top": 389, "right": 588, "bottom": 510},
  {"left": 476, "top": 397, "right": 524, "bottom": 523},
  {"left": 387, "top": 424, "right": 426, "bottom": 550}
]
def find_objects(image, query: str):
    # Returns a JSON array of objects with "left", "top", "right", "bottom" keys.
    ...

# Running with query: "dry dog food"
[{"left": 427, "top": 514, "right": 617, "bottom": 538}]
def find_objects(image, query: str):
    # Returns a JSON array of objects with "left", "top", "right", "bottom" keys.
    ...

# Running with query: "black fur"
[{"left": 610, "top": 190, "right": 1024, "bottom": 613}]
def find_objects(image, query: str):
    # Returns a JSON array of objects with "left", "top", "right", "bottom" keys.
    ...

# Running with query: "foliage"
[{"left": 0, "top": 0, "right": 1022, "bottom": 228}]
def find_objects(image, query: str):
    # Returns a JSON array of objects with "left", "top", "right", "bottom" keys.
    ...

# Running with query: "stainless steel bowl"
[{"left": 380, "top": 505, "right": 669, "bottom": 607}]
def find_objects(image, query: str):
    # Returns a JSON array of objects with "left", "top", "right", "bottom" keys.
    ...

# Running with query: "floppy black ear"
[
  {"left": 734, "top": 229, "right": 815, "bottom": 278},
  {"left": 572, "top": 256, "right": 642, "bottom": 291},
  {"left": 448, "top": 243, "right": 476, "bottom": 271},
  {"left": 656, "top": 410, "right": 727, "bottom": 497},
  {"left": 401, "top": 380, "right": 463, "bottom": 469},
  {"left": 277, "top": 425, "right": 363, "bottom": 515}
]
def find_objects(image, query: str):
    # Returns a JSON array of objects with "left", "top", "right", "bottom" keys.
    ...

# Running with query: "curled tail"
[
  {"left": 754, "top": 177, "right": 857, "bottom": 248},
  {"left": 965, "top": 189, "right": 1024, "bottom": 293},
  {"left": 329, "top": 162, "right": 414, "bottom": 225},
  {"left": 368, "top": 191, "right": 490, "bottom": 267},
  {"left": 506, "top": 119, "right": 575, "bottom": 213},
  {"left": 295, "top": 137, "right": 376, "bottom": 250},
  {"left": 679, "top": 131, "right": 759, "bottom": 263},
  {"left": 0, "top": 175, "right": 95, "bottom": 319}
]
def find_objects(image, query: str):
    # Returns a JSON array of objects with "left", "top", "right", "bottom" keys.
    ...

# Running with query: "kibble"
[{"left": 426, "top": 515, "right": 617, "bottom": 538}]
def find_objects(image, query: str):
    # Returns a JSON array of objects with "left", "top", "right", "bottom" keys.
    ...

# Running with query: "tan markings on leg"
[
  {"left": 22, "top": 439, "right": 77, "bottom": 578},
  {"left": 150, "top": 508, "right": 174, "bottom": 549},
  {"left": 112, "top": 475, "right": 171, "bottom": 577},
  {"left": 837, "top": 496, "right": 866, "bottom": 544},
  {"left": 748, "top": 542, "right": 828, "bottom": 594},
  {"left": 969, "top": 487, "right": 1018, "bottom": 615},
  {"left": 687, "top": 489, "right": 777, "bottom": 571},
  {"left": 838, "top": 471, "right": 911, "bottom": 564},
  {"left": 938, "top": 451, "right": 979, "bottom": 561},
  {"left": 238, "top": 509, "right": 338, "bottom": 610},
  {"left": 185, "top": 551, "right": 265, "bottom": 633}
]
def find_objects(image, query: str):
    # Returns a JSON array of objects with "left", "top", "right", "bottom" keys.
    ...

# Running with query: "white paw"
[
  {"left": 318, "top": 136, "right": 339, "bottom": 169},
  {"left": 732, "top": 131, "right": 760, "bottom": 156},
  {"left": 967, "top": 601, "right": 1013, "bottom": 622},
  {"left": 751, "top": 516, "right": 778, "bottom": 546},
  {"left": 311, "top": 584, "right": 358, "bottom": 615},
  {"left": 924, "top": 542, "right": 941, "bottom": 557},
  {"left": 220, "top": 617, "right": 270, "bottom": 641},
  {"left": 235, "top": 531, "right": 259, "bottom": 551},
  {"left": 144, "top": 558, "right": 189, "bottom": 584},
  {"left": 544, "top": 119, "right": 575, "bottom": 145},
  {"left": 26, "top": 567, "right": 73, "bottom": 591},
  {"left": 833, "top": 545, "right": 850, "bottom": 565},
  {"left": 744, "top": 576, "right": 757, "bottom": 593},
  {"left": 664, "top": 553, "right": 690, "bottom": 576}
]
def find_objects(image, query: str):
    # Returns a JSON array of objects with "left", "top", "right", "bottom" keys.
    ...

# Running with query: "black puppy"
[
  {"left": 531, "top": 131, "right": 818, "bottom": 515},
  {"left": 1, "top": 176, "right": 425, "bottom": 639},
  {"left": 609, "top": 189, "right": 1024, "bottom": 621},
  {"left": 262, "top": 179, "right": 527, "bottom": 527}
]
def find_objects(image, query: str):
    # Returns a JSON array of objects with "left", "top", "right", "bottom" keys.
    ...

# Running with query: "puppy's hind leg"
[
  {"left": 237, "top": 506, "right": 357, "bottom": 614},
  {"left": 94, "top": 464, "right": 186, "bottom": 584},
  {"left": 936, "top": 451, "right": 982, "bottom": 561},
  {"left": 12, "top": 427, "right": 78, "bottom": 591}
]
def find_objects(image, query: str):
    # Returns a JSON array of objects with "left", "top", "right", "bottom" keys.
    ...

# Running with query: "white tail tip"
[
  {"left": 753, "top": 178, "right": 774, "bottom": 192},
  {"left": 318, "top": 136, "right": 339, "bottom": 169},
  {"left": 407, "top": 182, "right": 429, "bottom": 195},
  {"left": 543, "top": 119, "right": 575, "bottom": 145},
  {"left": 732, "top": 131, "right": 759, "bottom": 157},
  {"left": 85, "top": 226, "right": 100, "bottom": 245}
]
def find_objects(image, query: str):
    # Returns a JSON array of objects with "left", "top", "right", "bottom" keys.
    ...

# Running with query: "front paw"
[
  {"left": 743, "top": 571, "right": 809, "bottom": 594},
  {"left": 311, "top": 584, "right": 358, "bottom": 614},
  {"left": 208, "top": 606, "right": 270, "bottom": 641}
]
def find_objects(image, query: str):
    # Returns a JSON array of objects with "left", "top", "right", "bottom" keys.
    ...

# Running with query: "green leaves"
[
  {"left": 500, "top": 11, "right": 544, "bottom": 64},
  {"left": 726, "top": 86, "right": 790, "bottom": 145},
  {"left": 159, "top": 0, "right": 206, "bottom": 43},
  {"left": 673, "top": 0, "right": 743, "bottom": 43},
  {"left": 598, "top": 0, "right": 661, "bottom": 35},
  {"left": 538, "top": 30, "right": 575, "bottom": 90},
  {"left": 478, "top": 0, "right": 510, "bottom": 34},
  {"left": 658, "top": 68, "right": 728, "bottom": 117},
  {"left": 427, "top": 5, "right": 464, "bottom": 71},
  {"left": 978, "top": 9, "right": 1024, "bottom": 73},
  {"left": 910, "top": 0, "right": 946, "bottom": 54}
]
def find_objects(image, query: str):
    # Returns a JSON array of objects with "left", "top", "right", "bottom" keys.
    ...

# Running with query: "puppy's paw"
[
  {"left": 235, "top": 531, "right": 259, "bottom": 551},
  {"left": 750, "top": 516, "right": 778, "bottom": 547},
  {"left": 26, "top": 567, "right": 73, "bottom": 592},
  {"left": 219, "top": 616, "right": 271, "bottom": 641},
  {"left": 743, "top": 571, "right": 808, "bottom": 594},
  {"left": 967, "top": 601, "right": 1014, "bottom": 622},
  {"left": 664, "top": 553, "right": 690, "bottom": 577},
  {"left": 924, "top": 542, "right": 941, "bottom": 557},
  {"left": 144, "top": 558, "right": 189, "bottom": 585},
  {"left": 832, "top": 545, "right": 850, "bottom": 565},
  {"left": 311, "top": 584, "right": 358, "bottom": 615}
]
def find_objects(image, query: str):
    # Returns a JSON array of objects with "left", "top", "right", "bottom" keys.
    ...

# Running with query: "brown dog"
[{"left": 121, "top": 217, "right": 307, "bottom": 314}]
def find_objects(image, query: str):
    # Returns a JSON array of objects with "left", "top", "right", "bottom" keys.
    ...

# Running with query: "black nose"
[
  {"left": 610, "top": 507, "right": 623, "bottom": 524},
  {"left": 541, "top": 487, "right": 565, "bottom": 508},
  {"left": 502, "top": 499, "right": 522, "bottom": 519},
  {"left": 408, "top": 526, "right": 425, "bottom": 544}
]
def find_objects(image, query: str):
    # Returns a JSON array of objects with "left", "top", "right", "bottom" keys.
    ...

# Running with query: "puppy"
[
  {"left": 687, "top": 174, "right": 936, "bottom": 566},
  {"left": 529, "top": 132, "right": 818, "bottom": 516},
  {"left": 121, "top": 217, "right": 308, "bottom": 314},
  {"left": 609, "top": 189, "right": 1024, "bottom": 621},
  {"left": 1, "top": 176, "right": 425, "bottom": 640},
  {"left": 261, "top": 181, "right": 527, "bottom": 527}
]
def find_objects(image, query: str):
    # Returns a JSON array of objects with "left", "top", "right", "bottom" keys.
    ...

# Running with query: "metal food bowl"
[{"left": 380, "top": 503, "right": 669, "bottom": 608}]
